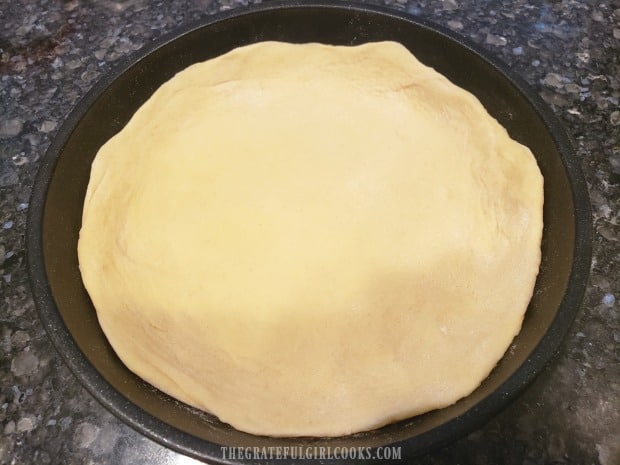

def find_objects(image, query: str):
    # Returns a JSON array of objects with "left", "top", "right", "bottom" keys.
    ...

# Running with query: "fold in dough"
[{"left": 78, "top": 41, "right": 543, "bottom": 437}]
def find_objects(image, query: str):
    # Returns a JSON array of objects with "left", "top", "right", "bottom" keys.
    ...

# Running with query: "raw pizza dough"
[{"left": 78, "top": 41, "right": 543, "bottom": 437}]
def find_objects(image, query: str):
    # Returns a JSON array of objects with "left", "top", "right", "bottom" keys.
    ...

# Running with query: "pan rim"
[{"left": 26, "top": 1, "right": 592, "bottom": 462}]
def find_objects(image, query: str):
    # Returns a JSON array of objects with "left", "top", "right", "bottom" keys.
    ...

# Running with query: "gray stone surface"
[{"left": 1, "top": 0, "right": 618, "bottom": 464}]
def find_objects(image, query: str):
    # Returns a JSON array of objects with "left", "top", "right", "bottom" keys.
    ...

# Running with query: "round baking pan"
[{"left": 27, "top": 1, "right": 591, "bottom": 463}]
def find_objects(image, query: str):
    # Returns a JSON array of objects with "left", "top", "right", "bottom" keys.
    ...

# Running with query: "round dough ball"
[{"left": 78, "top": 41, "right": 543, "bottom": 437}]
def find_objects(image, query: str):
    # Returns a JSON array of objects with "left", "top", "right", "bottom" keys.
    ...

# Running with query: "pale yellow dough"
[{"left": 78, "top": 41, "right": 543, "bottom": 437}]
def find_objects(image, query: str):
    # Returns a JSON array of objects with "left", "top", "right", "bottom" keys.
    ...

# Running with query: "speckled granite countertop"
[{"left": 1, "top": 0, "right": 618, "bottom": 464}]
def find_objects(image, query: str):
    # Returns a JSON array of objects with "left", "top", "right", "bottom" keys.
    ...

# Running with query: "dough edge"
[{"left": 78, "top": 41, "right": 544, "bottom": 437}]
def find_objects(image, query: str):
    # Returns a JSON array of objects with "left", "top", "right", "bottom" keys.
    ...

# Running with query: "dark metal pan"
[{"left": 27, "top": 1, "right": 591, "bottom": 463}]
